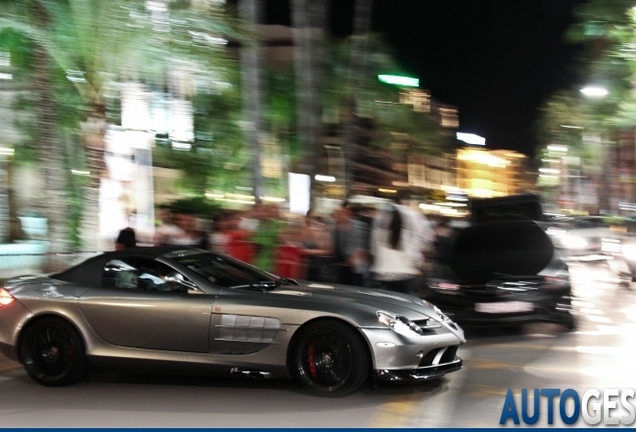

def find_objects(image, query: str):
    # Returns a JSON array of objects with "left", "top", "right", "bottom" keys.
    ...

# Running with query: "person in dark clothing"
[
  {"left": 299, "top": 209, "right": 333, "bottom": 282},
  {"left": 115, "top": 227, "right": 137, "bottom": 250},
  {"left": 433, "top": 217, "right": 454, "bottom": 261},
  {"left": 332, "top": 202, "right": 369, "bottom": 286}
]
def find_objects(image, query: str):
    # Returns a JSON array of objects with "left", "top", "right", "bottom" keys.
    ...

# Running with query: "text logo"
[{"left": 500, "top": 388, "right": 635, "bottom": 426}]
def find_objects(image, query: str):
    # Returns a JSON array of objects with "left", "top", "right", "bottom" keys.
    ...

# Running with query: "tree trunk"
[
  {"left": 0, "top": 157, "right": 8, "bottom": 244},
  {"left": 291, "top": 0, "right": 326, "bottom": 200},
  {"left": 239, "top": 0, "right": 264, "bottom": 200},
  {"left": 79, "top": 103, "right": 107, "bottom": 253},
  {"left": 344, "top": 0, "right": 373, "bottom": 193},
  {"left": 31, "top": 42, "right": 72, "bottom": 270}
]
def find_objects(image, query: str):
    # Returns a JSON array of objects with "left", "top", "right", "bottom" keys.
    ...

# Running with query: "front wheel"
[
  {"left": 20, "top": 317, "right": 86, "bottom": 387},
  {"left": 291, "top": 320, "right": 369, "bottom": 397}
]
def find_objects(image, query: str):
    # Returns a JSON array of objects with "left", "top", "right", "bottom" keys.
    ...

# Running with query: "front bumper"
[
  {"left": 375, "top": 356, "right": 463, "bottom": 382},
  {"left": 360, "top": 320, "right": 465, "bottom": 382}
]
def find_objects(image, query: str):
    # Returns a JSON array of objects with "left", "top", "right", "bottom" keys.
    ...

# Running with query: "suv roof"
[{"left": 468, "top": 193, "right": 544, "bottom": 224}]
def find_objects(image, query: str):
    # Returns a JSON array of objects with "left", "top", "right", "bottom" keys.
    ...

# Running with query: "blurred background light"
[
  {"left": 580, "top": 86, "right": 608, "bottom": 97},
  {"left": 289, "top": 173, "right": 310, "bottom": 215},
  {"left": 315, "top": 174, "right": 336, "bottom": 182},
  {"left": 456, "top": 132, "right": 486, "bottom": 145},
  {"left": 378, "top": 74, "right": 419, "bottom": 87},
  {"left": 547, "top": 144, "right": 568, "bottom": 152}
]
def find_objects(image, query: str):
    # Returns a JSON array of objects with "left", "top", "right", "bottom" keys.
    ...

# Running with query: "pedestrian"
[
  {"left": 169, "top": 209, "right": 209, "bottom": 249},
  {"left": 115, "top": 214, "right": 137, "bottom": 250},
  {"left": 209, "top": 211, "right": 230, "bottom": 254},
  {"left": 251, "top": 203, "right": 283, "bottom": 272},
  {"left": 332, "top": 201, "right": 369, "bottom": 286},
  {"left": 225, "top": 211, "right": 255, "bottom": 263},
  {"left": 370, "top": 191, "right": 433, "bottom": 295},
  {"left": 433, "top": 217, "right": 454, "bottom": 261},
  {"left": 153, "top": 205, "right": 184, "bottom": 246},
  {"left": 299, "top": 209, "right": 333, "bottom": 282}
]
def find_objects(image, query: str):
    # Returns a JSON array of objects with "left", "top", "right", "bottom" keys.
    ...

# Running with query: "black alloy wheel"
[
  {"left": 20, "top": 317, "right": 86, "bottom": 387},
  {"left": 292, "top": 320, "right": 369, "bottom": 397}
]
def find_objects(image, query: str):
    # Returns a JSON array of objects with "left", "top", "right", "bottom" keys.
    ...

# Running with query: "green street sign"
[{"left": 378, "top": 74, "right": 419, "bottom": 87}]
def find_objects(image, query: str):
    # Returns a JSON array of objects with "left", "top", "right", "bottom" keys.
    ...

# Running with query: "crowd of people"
[{"left": 117, "top": 193, "right": 452, "bottom": 296}]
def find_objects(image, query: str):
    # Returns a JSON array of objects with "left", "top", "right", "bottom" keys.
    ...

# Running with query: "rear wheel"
[
  {"left": 291, "top": 320, "right": 369, "bottom": 397},
  {"left": 20, "top": 317, "right": 86, "bottom": 386}
]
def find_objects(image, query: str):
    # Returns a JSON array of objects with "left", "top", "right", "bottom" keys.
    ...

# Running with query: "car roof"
[{"left": 53, "top": 246, "right": 202, "bottom": 287}]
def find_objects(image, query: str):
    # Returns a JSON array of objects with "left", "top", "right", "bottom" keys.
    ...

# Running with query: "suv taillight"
[{"left": 0, "top": 288, "right": 15, "bottom": 306}]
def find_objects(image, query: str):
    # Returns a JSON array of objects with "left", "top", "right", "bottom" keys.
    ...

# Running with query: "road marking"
[
  {"left": 465, "top": 383, "right": 508, "bottom": 397},
  {"left": 469, "top": 360, "right": 516, "bottom": 370}
]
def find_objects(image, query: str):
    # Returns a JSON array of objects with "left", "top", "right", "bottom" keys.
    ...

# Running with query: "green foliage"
[
  {"left": 537, "top": 0, "right": 636, "bottom": 159},
  {"left": 0, "top": 27, "right": 32, "bottom": 69},
  {"left": 322, "top": 34, "right": 404, "bottom": 115},
  {"left": 264, "top": 66, "right": 299, "bottom": 156},
  {"left": 0, "top": 0, "right": 243, "bottom": 247},
  {"left": 321, "top": 33, "right": 453, "bottom": 156},
  {"left": 164, "top": 196, "right": 221, "bottom": 216},
  {"left": 152, "top": 63, "right": 251, "bottom": 197}
]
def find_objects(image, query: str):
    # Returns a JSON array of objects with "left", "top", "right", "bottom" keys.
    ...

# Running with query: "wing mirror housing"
[{"left": 165, "top": 272, "right": 200, "bottom": 292}]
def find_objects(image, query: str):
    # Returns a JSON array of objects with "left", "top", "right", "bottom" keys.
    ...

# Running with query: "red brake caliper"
[{"left": 307, "top": 341, "right": 317, "bottom": 378}]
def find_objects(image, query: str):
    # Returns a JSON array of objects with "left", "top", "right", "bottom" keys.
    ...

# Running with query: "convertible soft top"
[{"left": 53, "top": 246, "right": 198, "bottom": 287}]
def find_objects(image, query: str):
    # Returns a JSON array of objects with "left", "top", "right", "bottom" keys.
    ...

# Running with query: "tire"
[
  {"left": 20, "top": 317, "right": 86, "bottom": 387},
  {"left": 291, "top": 320, "right": 369, "bottom": 397},
  {"left": 563, "top": 314, "right": 576, "bottom": 331}
]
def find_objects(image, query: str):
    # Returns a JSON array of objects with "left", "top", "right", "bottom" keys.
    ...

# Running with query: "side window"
[
  {"left": 102, "top": 258, "right": 192, "bottom": 292},
  {"left": 103, "top": 259, "right": 139, "bottom": 289}
]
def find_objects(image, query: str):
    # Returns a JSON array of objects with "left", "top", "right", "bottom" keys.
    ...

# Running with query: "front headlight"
[
  {"left": 623, "top": 243, "right": 636, "bottom": 261},
  {"left": 433, "top": 305, "right": 451, "bottom": 323},
  {"left": 561, "top": 235, "right": 588, "bottom": 249},
  {"left": 377, "top": 311, "right": 426, "bottom": 337}
]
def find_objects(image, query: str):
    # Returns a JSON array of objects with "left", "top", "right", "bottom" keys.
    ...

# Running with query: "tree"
[
  {"left": 343, "top": 0, "right": 373, "bottom": 190},
  {"left": 536, "top": 0, "right": 636, "bottom": 213},
  {"left": 238, "top": 0, "right": 264, "bottom": 201},
  {"left": 1, "top": 0, "right": 238, "bottom": 251},
  {"left": 323, "top": 34, "right": 454, "bottom": 154},
  {"left": 0, "top": 4, "right": 73, "bottom": 264},
  {"left": 291, "top": 0, "right": 326, "bottom": 195}
]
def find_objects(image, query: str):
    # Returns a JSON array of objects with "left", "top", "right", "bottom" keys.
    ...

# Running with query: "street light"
[{"left": 580, "top": 86, "right": 608, "bottom": 97}]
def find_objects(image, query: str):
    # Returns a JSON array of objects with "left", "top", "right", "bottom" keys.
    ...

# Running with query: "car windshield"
[{"left": 166, "top": 251, "right": 280, "bottom": 288}]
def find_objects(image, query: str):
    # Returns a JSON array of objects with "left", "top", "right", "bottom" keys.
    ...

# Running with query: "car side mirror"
[{"left": 165, "top": 272, "right": 199, "bottom": 292}]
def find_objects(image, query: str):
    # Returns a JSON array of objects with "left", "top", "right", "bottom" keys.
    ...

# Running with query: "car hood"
[
  {"left": 446, "top": 220, "right": 555, "bottom": 284},
  {"left": 267, "top": 281, "right": 445, "bottom": 322}
]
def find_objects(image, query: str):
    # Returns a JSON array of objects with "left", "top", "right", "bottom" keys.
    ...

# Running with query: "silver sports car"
[{"left": 0, "top": 246, "right": 465, "bottom": 397}]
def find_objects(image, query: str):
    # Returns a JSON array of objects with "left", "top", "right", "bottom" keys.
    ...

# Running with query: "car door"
[{"left": 77, "top": 256, "right": 213, "bottom": 352}]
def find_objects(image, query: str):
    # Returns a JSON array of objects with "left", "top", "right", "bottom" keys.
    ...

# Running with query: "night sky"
[{"left": 262, "top": 0, "right": 588, "bottom": 158}]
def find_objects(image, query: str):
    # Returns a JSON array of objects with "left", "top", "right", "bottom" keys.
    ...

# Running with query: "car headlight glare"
[
  {"left": 623, "top": 243, "right": 636, "bottom": 261},
  {"left": 561, "top": 235, "right": 588, "bottom": 249},
  {"left": 433, "top": 305, "right": 451, "bottom": 323},
  {"left": 377, "top": 311, "right": 424, "bottom": 337}
]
